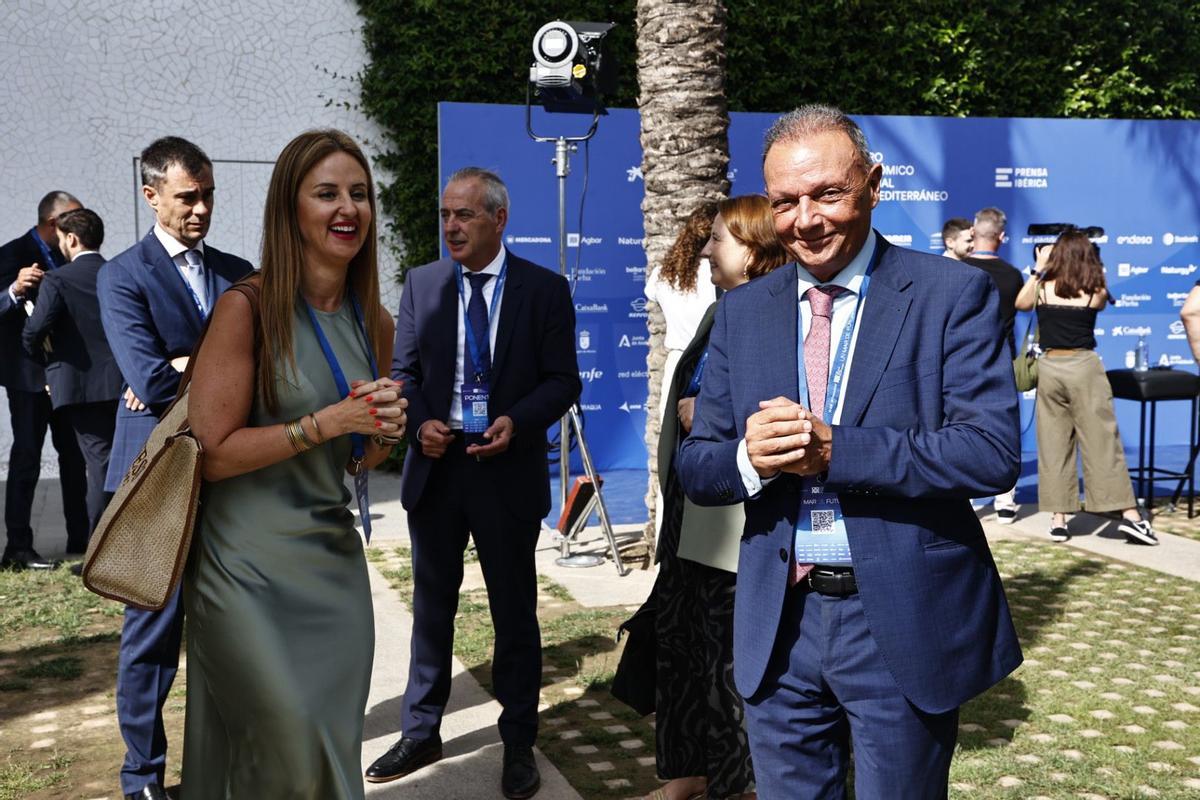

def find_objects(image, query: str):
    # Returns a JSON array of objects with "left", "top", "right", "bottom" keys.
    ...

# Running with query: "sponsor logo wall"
[{"left": 440, "top": 103, "right": 1200, "bottom": 469}]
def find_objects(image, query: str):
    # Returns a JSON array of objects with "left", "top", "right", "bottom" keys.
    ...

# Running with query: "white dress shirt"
[
  {"left": 737, "top": 231, "right": 878, "bottom": 496},
  {"left": 449, "top": 245, "right": 507, "bottom": 429},
  {"left": 154, "top": 224, "right": 208, "bottom": 314}
]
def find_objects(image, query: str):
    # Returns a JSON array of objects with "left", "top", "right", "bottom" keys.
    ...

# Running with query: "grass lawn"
[
  {"left": 0, "top": 565, "right": 187, "bottom": 800},
  {"left": 372, "top": 537, "right": 1200, "bottom": 799}
]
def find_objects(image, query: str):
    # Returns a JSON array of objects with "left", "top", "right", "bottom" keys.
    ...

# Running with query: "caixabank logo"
[
  {"left": 994, "top": 167, "right": 1049, "bottom": 189},
  {"left": 1110, "top": 325, "right": 1152, "bottom": 337}
]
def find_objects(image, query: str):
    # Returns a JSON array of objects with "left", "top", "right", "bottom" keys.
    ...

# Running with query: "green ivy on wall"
[{"left": 357, "top": 0, "right": 1200, "bottom": 279}]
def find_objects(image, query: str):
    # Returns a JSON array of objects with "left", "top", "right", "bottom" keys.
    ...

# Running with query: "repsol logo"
[
  {"left": 579, "top": 367, "right": 604, "bottom": 382},
  {"left": 1116, "top": 235, "right": 1153, "bottom": 245}
]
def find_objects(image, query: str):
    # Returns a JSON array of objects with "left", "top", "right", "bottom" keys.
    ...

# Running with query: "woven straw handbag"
[{"left": 82, "top": 279, "right": 259, "bottom": 610}]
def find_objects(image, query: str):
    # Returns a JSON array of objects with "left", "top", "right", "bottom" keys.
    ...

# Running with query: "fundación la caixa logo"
[{"left": 994, "top": 167, "right": 1049, "bottom": 189}]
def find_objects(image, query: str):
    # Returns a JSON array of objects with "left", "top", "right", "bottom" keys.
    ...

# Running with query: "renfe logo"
[{"left": 579, "top": 367, "right": 604, "bottom": 382}]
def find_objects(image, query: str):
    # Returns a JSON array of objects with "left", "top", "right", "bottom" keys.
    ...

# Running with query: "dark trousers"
[
  {"left": 117, "top": 586, "right": 185, "bottom": 794},
  {"left": 4, "top": 389, "right": 88, "bottom": 552},
  {"left": 59, "top": 400, "right": 117, "bottom": 541},
  {"left": 401, "top": 442, "right": 542, "bottom": 747},
  {"left": 744, "top": 588, "right": 959, "bottom": 800}
]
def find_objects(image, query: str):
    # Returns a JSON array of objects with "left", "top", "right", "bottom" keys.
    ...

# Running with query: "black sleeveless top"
[{"left": 1036, "top": 286, "right": 1101, "bottom": 350}]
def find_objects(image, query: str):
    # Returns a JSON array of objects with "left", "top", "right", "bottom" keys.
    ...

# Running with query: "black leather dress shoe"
[
  {"left": 65, "top": 538, "right": 88, "bottom": 555},
  {"left": 125, "top": 785, "right": 168, "bottom": 800},
  {"left": 365, "top": 735, "right": 442, "bottom": 783},
  {"left": 502, "top": 744, "right": 540, "bottom": 799},
  {"left": 0, "top": 548, "right": 60, "bottom": 571},
  {"left": 69, "top": 561, "right": 85, "bottom": 577}
]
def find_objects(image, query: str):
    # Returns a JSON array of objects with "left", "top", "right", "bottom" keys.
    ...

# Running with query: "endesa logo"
[{"left": 1116, "top": 234, "right": 1153, "bottom": 245}]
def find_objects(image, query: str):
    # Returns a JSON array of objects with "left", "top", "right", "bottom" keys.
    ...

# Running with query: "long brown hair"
[
  {"left": 657, "top": 202, "right": 718, "bottom": 292},
  {"left": 258, "top": 129, "right": 383, "bottom": 414},
  {"left": 1044, "top": 228, "right": 1106, "bottom": 300},
  {"left": 718, "top": 195, "right": 790, "bottom": 279}
]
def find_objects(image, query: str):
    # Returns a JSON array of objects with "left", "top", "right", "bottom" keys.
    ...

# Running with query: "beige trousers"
[{"left": 1036, "top": 350, "right": 1137, "bottom": 513}]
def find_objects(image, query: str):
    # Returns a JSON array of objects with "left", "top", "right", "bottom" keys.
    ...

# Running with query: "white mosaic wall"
[{"left": 0, "top": 0, "right": 402, "bottom": 476}]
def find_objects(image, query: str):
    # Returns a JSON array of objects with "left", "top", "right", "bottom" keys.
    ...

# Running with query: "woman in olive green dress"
[{"left": 183, "top": 129, "right": 406, "bottom": 799}]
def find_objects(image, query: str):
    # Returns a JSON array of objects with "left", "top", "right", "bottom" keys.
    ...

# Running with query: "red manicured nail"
[
  {"left": 365, "top": 395, "right": 374, "bottom": 402},
  {"left": 374, "top": 421, "right": 382, "bottom": 428},
  {"left": 348, "top": 392, "right": 356, "bottom": 398},
  {"left": 369, "top": 408, "right": 378, "bottom": 416}
]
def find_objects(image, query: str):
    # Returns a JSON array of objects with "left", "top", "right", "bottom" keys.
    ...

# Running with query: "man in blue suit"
[
  {"left": 99, "top": 137, "right": 252, "bottom": 800},
  {"left": 369, "top": 168, "right": 581, "bottom": 798},
  {"left": 677, "top": 105, "right": 1022, "bottom": 798},
  {"left": 0, "top": 190, "right": 89, "bottom": 568},
  {"left": 22, "top": 208, "right": 123, "bottom": 550}
]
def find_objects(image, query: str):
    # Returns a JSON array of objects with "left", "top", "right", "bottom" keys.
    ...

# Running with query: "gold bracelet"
[
  {"left": 309, "top": 412, "right": 324, "bottom": 443},
  {"left": 285, "top": 419, "right": 317, "bottom": 453}
]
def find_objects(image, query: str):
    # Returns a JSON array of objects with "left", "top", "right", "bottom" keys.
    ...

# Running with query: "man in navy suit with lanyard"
[
  {"left": 678, "top": 106, "right": 1022, "bottom": 798},
  {"left": 369, "top": 167, "right": 580, "bottom": 798},
  {"left": 99, "top": 137, "right": 252, "bottom": 800}
]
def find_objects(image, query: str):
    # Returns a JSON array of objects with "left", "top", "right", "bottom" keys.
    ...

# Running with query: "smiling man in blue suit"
[
  {"left": 677, "top": 105, "right": 1023, "bottom": 799},
  {"left": 99, "top": 137, "right": 252, "bottom": 800}
]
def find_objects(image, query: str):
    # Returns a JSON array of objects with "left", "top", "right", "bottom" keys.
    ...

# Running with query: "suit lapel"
[
  {"left": 141, "top": 232, "right": 203, "bottom": 336},
  {"left": 490, "top": 256, "right": 525, "bottom": 379},
  {"left": 434, "top": 262, "right": 460, "bottom": 409},
  {"left": 761, "top": 265, "right": 801, "bottom": 404},
  {"left": 840, "top": 247, "right": 912, "bottom": 427}
]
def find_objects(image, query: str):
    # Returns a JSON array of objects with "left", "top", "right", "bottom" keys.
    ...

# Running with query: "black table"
[{"left": 1106, "top": 368, "right": 1200, "bottom": 517}]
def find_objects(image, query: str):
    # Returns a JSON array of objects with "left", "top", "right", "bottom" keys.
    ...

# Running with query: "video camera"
[{"left": 1027, "top": 223, "right": 1106, "bottom": 260}]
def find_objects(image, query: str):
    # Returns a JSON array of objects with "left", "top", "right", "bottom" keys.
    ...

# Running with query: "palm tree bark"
[{"left": 637, "top": 0, "right": 729, "bottom": 561}]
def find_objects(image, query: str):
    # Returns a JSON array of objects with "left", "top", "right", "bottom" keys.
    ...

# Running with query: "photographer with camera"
[{"left": 1015, "top": 229, "right": 1156, "bottom": 545}]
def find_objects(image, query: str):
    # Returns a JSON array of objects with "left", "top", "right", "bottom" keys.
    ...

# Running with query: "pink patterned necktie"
[{"left": 789, "top": 284, "right": 846, "bottom": 587}]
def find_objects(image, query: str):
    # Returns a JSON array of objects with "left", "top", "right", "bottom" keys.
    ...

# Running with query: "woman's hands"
[{"left": 316, "top": 377, "right": 407, "bottom": 440}]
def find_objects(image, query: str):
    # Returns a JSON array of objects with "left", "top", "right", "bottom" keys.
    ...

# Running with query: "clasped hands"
[
  {"left": 419, "top": 415, "right": 514, "bottom": 459},
  {"left": 745, "top": 396, "right": 832, "bottom": 479},
  {"left": 322, "top": 377, "right": 407, "bottom": 441}
]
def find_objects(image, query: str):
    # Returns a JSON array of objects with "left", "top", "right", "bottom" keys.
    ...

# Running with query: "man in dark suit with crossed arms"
[
  {"left": 0, "top": 190, "right": 89, "bottom": 568},
  {"left": 100, "top": 137, "right": 252, "bottom": 800},
  {"left": 370, "top": 167, "right": 580, "bottom": 798},
  {"left": 678, "top": 105, "right": 1022, "bottom": 798},
  {"left": 22, "top": 208, "right": 123, "bottom": 553}
]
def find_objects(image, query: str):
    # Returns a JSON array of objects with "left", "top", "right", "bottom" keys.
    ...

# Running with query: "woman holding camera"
[{"left": 1015, "top": 228, "right": 1156, "bottom": 545}]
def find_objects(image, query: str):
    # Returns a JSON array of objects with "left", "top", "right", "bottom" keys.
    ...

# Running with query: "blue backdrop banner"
[{"left": 438, "top": 102, "right": 1200, "bottom": 472}]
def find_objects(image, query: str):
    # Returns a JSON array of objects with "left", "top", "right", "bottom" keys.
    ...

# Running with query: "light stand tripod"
[{"left": 526, "top": 90, "right": 629, "bottom": 577}]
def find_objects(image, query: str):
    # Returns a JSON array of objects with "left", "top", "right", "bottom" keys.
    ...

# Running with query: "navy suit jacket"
[
  {"left": 0, "top": 229, "right": 65, "bottom": 392},
  {"left": 98, "top": 230, "right": 252, "bottom": 491},
  {"left": 677, "top": 235, "right": 1023, "bottom": 714},
  {"left": 392, "top": 254, "right": 582, "bottom": 518},
  {"left": 22, "top": 252, "right": 123, "bottom": 408}
]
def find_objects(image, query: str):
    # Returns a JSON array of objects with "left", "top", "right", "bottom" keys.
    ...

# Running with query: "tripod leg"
[{"left": 569, "top": 405, "right": 630, "bottom": 576}]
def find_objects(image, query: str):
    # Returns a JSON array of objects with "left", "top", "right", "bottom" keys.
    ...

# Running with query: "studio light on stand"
[{"left": 526, "top": 20, "right": 628, "bottom": 575}]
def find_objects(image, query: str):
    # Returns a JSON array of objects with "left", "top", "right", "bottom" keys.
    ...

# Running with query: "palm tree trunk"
[{"left": 637, "top": 0, "right": 729, "bottom": 561}]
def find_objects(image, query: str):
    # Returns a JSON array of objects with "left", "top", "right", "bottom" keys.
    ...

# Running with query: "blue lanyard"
[
  {"left": 180, "top": 268, "right": 212, "bottom": 318},
  {"left": 30, "top": 228, "right": 58, "bottom": 269},
  {"left": 303, "top": 292, "right": 379, "bottom": 465},
  {"left": 454, "top": 259, "right": 508, "bottom": 380},
  {"left": 684, "top": 351, "right": 709, "bottom": 397},
  {"left": 795, "top": 240, "right": 881, "bottom": 421},
  {"left": 972, "top": 250, "right": 998, "bottom": 257}
]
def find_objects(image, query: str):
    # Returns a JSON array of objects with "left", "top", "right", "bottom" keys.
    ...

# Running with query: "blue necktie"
[{"left": 465, "top": 272, "right": 493, "bottom": 380}]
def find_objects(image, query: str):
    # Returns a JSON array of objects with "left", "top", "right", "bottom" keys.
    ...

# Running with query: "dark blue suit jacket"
[
  {"left": 677, "top": 235, "right": 1023, "bottom": 714},
  {"left": 392, "top": 253, "right": 582, "bottom": 518},
  {"left": 0, "top": 229, "right": 64, "bottom": 393},
  {"left": 22, "top": 253, "right": 123, "bottom": 408},
  {"left": 98, "top": 230, "right": 252, "bottom": 491}
]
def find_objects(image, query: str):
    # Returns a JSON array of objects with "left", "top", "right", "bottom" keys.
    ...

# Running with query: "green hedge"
[{"left": 357, "top": 1, "right": 1200, "bottom": 277}]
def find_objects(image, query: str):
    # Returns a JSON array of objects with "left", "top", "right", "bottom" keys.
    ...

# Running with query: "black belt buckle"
[{"left": 807, "top": 567, "right": 858, "bottom": 597}]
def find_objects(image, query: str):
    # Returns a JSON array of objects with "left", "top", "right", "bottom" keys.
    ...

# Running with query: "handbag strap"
[{"left": 163, "top": 276, "right": 262, "bottom": 427}]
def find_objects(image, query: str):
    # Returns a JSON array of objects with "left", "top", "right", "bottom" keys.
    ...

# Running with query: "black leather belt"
[{"left": 806, "top": 567, "right": 858, "bottom": 597}]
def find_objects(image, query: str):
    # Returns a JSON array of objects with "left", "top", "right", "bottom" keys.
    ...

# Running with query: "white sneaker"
[{"left": 1048, "top": 525, "right": 1069, "bottom": 543}]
